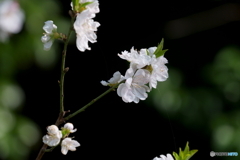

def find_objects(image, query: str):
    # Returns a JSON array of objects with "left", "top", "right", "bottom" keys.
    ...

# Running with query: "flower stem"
[
  {"left": 64, "top": 83, "right": 120, "bottom": 121},
  {"left": 60, "top": 17, "right": 75, "bottom": 113},
  {"left": 35, "top": 17, "right": 75, "bottom": 160}
]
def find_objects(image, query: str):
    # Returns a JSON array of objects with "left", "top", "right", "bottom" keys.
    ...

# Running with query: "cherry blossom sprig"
[
  {"left": 101, "top": 39, "right": 169, "bottom": 103},
  {"left": 42, "top": 123, "right": 80, "bottom": 155},
  {"left": 37, "top": 1, "right": 100, "bottom": 159},
  {"left": 36, "top": 0, "right": 198, "bottom": 160}
]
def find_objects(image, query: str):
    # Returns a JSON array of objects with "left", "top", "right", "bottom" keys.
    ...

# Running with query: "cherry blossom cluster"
[
  {"left": 41, "top": 0, "right": 100, "bottom": 52},
  {"left": 42, "top": 123, "right": 80, "bottom": 155},
  {"left": 101, "top": 42, "right": 168, "bottom": 103}
]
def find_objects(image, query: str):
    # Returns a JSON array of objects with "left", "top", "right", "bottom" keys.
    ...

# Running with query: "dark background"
[{"left": 9, "top": 0, "right": 240, "bottom": 160}]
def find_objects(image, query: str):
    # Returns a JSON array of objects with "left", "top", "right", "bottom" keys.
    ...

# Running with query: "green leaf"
[
  {"left": 80, "top": 2, "right": 93, "bottom": 8},
  {"left": 172, "top": 142, "right": 198, "bottom": 160},
  {"left": 154, "top": 38, "right": 168, "bottom": 58},
  {"left": 72, "top": 0, "right": 79, "bottom": 11},
  {"left": 72, "top": 0, "right": 93, "bottom": 12}
]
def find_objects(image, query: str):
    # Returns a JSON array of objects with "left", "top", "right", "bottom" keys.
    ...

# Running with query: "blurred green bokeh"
[
  {"left": 148, "top": 45, "right": 240, "bottom": 159},
  {"left": 0, "top": 0, "right": 69, "bottom": 159}
]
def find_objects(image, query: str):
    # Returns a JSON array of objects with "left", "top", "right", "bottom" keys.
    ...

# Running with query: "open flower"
[
  {"left": 101, "top": 71, "right": 124, "bottom": 86},
  {"left": 153, "top": 154, "right": 174, "bottom": 160},
  {"left": 118, "top": 46, "right": 168, "bottom": 90},
  {"left": 42, "top": 125, "right": 62, "bottom": 147},
  {"left": 72, "top": 0, "right": 100, "bottom": 52},
  {"left": 63, "top": 123, "right": 77, "bottom": 133},
  {"left": 41, "top": 20, "right": 58, "bottom": 51},
  {"left": 74, "top": 12, "right": 100, "bottom": 52},
  {"left": 117, "top": 69, "right": 150, "bottom": 103},
  {"left": 61, "top": 138, "right": 80, "bottom": 155},
  {"left": 144, "top": 47, "right": 168, "bottom": 89},
  {"left": 118, "top": 47, "right": 152, "bottom": 69},
  {"left": 61, "top": 123, "right": 77, "bottom": 138},
  {"left": 149, "top": 55, "right": 168, "bottom": 89}
]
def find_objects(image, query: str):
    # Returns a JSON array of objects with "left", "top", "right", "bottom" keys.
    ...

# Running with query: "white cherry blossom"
[
  {"left": 149, "top": 55, "right": 168, "bottom": 89},
  {"left": 101, "top": 71, "right": 124, "bottom": 86},
  {"left": 61, "top": 138, "right": 80, "bottom": 155},
  {"left": 74, "top": 11, "right": 100, "bottom": 52},
  {"left": 118, "top": 47, "right": 151, "bottom": 69},
  {"left": 41, "top": 20, "right": 57, "bottom": 51},
  {"left": 153, "top": 154, "right": 174, "bottom": 160},
  {"left": 62, "top": 123, "right": 77, "bottom": 133},
  {"left": 72, "top": 0, "right": 100, "bottom": 52},
  {"left": 118, "top": 46, "right": 168, "bottom": 90},
  {"left": 117, "top": 69, "right": 150, "bottom": 103},
  {"left": 42, "top": 125, "right": 62, "bottom": 147}
]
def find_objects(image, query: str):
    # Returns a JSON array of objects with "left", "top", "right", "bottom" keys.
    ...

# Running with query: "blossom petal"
[{"left": 61, "top": 146, "right": 68, "bottom": 155}]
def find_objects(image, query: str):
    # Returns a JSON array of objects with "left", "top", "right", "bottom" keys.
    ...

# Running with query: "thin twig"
[
  {"left": 64, "top": 83, "right": 120, "bottom": 121},
  {"left": 59, "top": 17, "right": 75, "bottom": 113},
  {"left": 35, "top": 16, "right": 75, "bottom": 160}
]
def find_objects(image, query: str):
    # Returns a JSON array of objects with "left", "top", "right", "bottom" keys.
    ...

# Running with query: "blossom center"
[{"left": 142, "top": 65, "right": 153, "bottom": 73}]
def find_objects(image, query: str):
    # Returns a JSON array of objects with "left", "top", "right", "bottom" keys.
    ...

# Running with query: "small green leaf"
[
  {"left": 80, "top": 2, "right": 93, "bottom": 8},
  {"left": 72, "top": 0, "right": 79, "bottom": 11},
  {"left": 172, "top": 142, "right": 198, "bottom": 160},
  {"left": 72, "top": 0, "right": 93, "bottom": 12},
  {"left": 153, "top": 38, "right": 168, "bottom": 58}
]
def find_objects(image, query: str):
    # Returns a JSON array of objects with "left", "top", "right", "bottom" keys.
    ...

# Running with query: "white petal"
[
  {"left": 47, "top": 125, "right": 59, "bottom": 135},
  {"left": 122, "top": 87, "right": 135, "bottom": 103},
  {"left": 71, "top": 140, "right": 81, "bottom": 147},
  {"left": 41, "top": 35, "right": 50, "bottom": 43},
  {"left": 76, "top": 34, "right": 90, "bottom": 52},
  {"left": 133, "top": 69, "right": 150, "bottom": 85},
  {"left": 43, "top": 20, "right": 55, "bottom": 33},
  {"left": 132, "top": 86, "right": 148, "bottom": 100},
  {"left": 48, "top": 137, "right": 61, "bottom": 146},
  {"left": 64, "top": 123, "right": 74, "bottom": 130},
  {"left": 125, "top": 78, "right": 133, "bottom": 88},
  {"left": 43, "top": 40, "right": 53, "bottom": 51},
  {"left": 57, "top": 131, "right": 63, "bottom": 139},
  {"left": 101, "top": 80, "right": 109, "bottom": 86},
  {"left": 105, "top": 71, "right": 124, "bottom": 85},
  {"left": 166, "top": 154, "right": 174, "bottom": 160},
  {"left": 42, "top": 135, "right": 49, "bottom": 144},
  {"left": 125, "top": 63, "right": 137, "bottom": 79},
  {"left": 148, "top": 47, "right": 157, "bottom": 56},
  {"left": 149, "top": 76, "right": 157, "bottom": 89},
  {"left": 61, "top": 146, "right": 68, "bottom": 155},
  {"left": 118, "top": 83, "right": 135, "bottom": 103},
  {"left": 133, "top": 97, "right": 140, "bottom": 103},
  {"left": 117, "top": 83, "right": 124, "bottom": 97},
  {"left": 155, "top": 65, "right": 168, "bottom": 81}
]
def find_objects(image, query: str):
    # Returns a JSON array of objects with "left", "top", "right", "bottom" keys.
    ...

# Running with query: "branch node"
[{"left": 64, "top": 67, "right": 69, "bottom": 73}]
